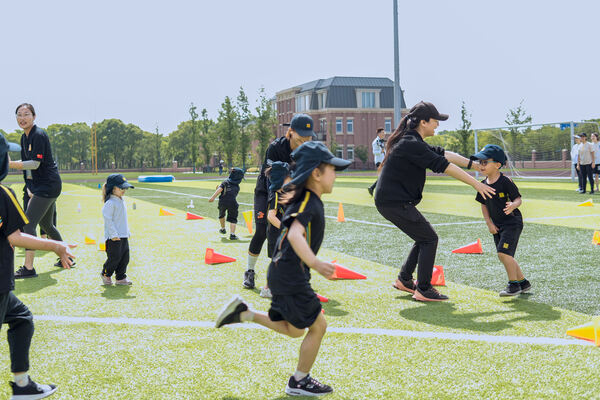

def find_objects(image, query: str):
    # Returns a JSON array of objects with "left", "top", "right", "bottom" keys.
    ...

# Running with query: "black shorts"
[
  {"left": 493, "top": 225, "right": 522, "bottom": 257},
  {"left": 253, "top": 189, "right": 268, "bottom": 225},
  {"left": 594, "top": 165, "right": 600, "bottom": 174},
  {"left": 218, "top": 203, "right": 238, "bottom": 224},
  {"left": 268, "top": 289, "right": 322, "bottom": 330}
]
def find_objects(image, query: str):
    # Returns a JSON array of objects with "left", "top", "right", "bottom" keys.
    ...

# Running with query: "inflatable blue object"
[{"left": 138, "top": 175, "right": 175, "bottom": 183}]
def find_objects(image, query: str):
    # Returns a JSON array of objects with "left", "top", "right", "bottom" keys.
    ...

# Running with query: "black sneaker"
[
  {"left": 15, "top": 266, "right": 38, "bottom": 279},
  {"left": 520, "top": 279, "right": 532, "bottom": 293},
  {"left": 412, "top": 287, "right": 449, "bottom": 301},
  {"left": 53, "top": 257, "right": 76, "bottom": 268},
  {"left": 285, "top": 374, "right": 333, "bottom": 396},
  {"left": 229, "top": 234, "right": 239, "bottom": 240},
  {"left": 392, "top": 277, "right": 416, "bottom": 294},
  {"left": 367, "top": 186, "right": 374, "bottom": 196},
  {"left": 10, "top": 376, "right": 57, "bottom": 399},
  {"left": 219, "top": 228, "right": 227, "bottom": 234},
  {"left": 243, "top": 270, "right": 255, "bottom": 289},
  {"left": 215, "top": 295, "right": 248, "bottom": 328},
  {"left": 499, "top": 282, "right": 522, "bottom": 297}
]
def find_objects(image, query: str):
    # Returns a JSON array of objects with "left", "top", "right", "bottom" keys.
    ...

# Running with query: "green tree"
[
  {"left": 236, "top": 87, "right": 252, "bottom": 170},
  {"left": 355, "top": 145, "right": 368, "bottom": 164},
  {"left": 453, "top": 101, "right": 472, "bottom": 156},
  {"left": 96, "top": 119, "right": 127, "bottom": 168},
  {"left": 254, "top": 87, "right": 277, "bottom": 166},
  {"left": 155, "top": 125, "right": 162, "bottom": 170},
  {"left": 505, "top": 100, "right": 532, "bottom": 161},
  {"left": 217, "top": 96, "right": 238, "bottom": 167},
  {"left": 189, "top": 103, "right": 199, "bottom": 173},
  {"left": 70, "top": 122, "right": 91, "bottom": 167},
  {"left": 199, "top": 108, "right": 215, "bottom": 168}
]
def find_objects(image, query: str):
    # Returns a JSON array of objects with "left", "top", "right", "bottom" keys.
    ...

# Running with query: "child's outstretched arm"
[
  {"left": 8, "top": 231, "right": 75, "bottom": 268},
  {"left": 444, "top": 151, "right": 478, "bottom": 169},
  {"left": 287, "top": 219, "right": 335, "bottom": 279},
  {"left": 481, "top": 204, "right": 498, "bottom": 234},
  {"left": 208, "top": 187, "right": 223, "bottom": 202},
  {"left": 504, "top": 196, "right": 522, "bottom": 215}
]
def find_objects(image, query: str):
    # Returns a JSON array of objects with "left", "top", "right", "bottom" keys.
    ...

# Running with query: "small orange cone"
[
  {"left": 316, "top": 293, "right": 329, "bottom": 303},
  {"left": 451, "top": 238, "right": 483, "bottom": 254},
  {"left": 330, "top": 260, "right": 366, "bottom": 280},
  {"left": 593, "top": 231, "right": 600, "bottom": 245},
  {"left": 159, "top": 207, "right": 175, "bottom": 216},
  {"left": 186, "top": 212, "right": 204, "bottom": 220},
  {"left": 204, "top": 248, "right": 236, "bottom": 264},
  {"left": 431, "top": 265, "right": 446, "bottom": 286},
  {"left": 84, "top": 235, "right": 96, "bottom": 245},
  {"left": 337, "top": 203, "right": 345, "bottom": 222},
  {"left": 578, "top": 199, "right": 593, "bottom": 207},
  {"left": 243, "top": 210, "right": 253, "bottom": 234},
  {"left": 566, "top": 317, "right": 600, "bottom": 346},
  {"left": 98, "top": 243, "right": 106, "bottom": 251}
]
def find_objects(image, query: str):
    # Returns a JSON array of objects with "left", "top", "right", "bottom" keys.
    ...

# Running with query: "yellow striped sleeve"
[
  {"left": 298, "top": 191, "right": 310, "bottom": 213},
  {"left": 0, "top": 185, "right": 29, "bottom": 225}
]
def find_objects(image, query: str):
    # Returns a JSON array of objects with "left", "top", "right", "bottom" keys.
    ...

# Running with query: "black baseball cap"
[
  {"left": 282, "top": 113, "right": 317, "bottom": 138},
  {"left": 288, "top": 141, "right": 351, "bottom": 186},
  {"left": 0, "top": 133, "right": 21, "bottom": 181},
  {"left": 106, "top": 174, "right": 134, "bottom": 189},
  {"left": 470, "top": 144, "right": 507, "bottom": 166},
  {"left": 408, "top": 101, "right": 449, "bottom": 121},
  {"left": 267, "top": 160, "right": 291, "bottom": 191}
]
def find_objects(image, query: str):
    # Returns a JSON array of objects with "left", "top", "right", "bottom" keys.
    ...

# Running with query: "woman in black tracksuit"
[{"left": 374, "top": 101, "right": 495, "bottom": 301}]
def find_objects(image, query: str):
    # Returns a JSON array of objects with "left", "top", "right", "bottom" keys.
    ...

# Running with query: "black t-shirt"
[
  {"left": 21, "top": 125, "right": 62, "bottom": 198},
  {"left": 374, "top": 131, "right": 449, "bottom": 207},
  {"left": 218, "top": 181, "right": 240, "bottom": 206},
  {"left": 0, "top": 184, "right": 29, "bottom": 293},
  {"left": 267, "top": 189, "right": 324, "bottom": 295},
  {"left": 267, "top": 191, "right": 286, "bottom": 224},
  {"left": 256, "top": 137, "right": 292, "bottom": 194},
  {"left": 475, "top": 173, "right": 523, "bottom": 228}
]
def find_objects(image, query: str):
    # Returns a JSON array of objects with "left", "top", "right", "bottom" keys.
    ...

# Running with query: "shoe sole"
[
  {"left": 412, "top": 290, "right": 449, "bottom": 302},
  {"left": 499, "top": 290, "right": 522, "bottom": 297},
  {"left": 115, "top": 282, "right": 132, "bottom": 285},
  {"left": 520, "top": 286, "right": 532, "bottom": 293},
  {"left": 392, "top": 280, "right": 415, "bottom": 294},
  {"left": 215, "top": 295, "right": 244, "bottom": 328},
  {"left": 285, "top": 386, "right": 332, "bottom": 397},
  {"left": 11, "top": 386, "right": 58, "bottom": 399}
]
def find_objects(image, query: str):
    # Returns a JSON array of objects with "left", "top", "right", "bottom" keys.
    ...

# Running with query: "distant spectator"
[
  {"left": 592, "top": 133, "right": 600, "bottom": 192},
  {"left": 571, "top": 135, "right": 582, "bottom": 192},
  {"left": 367, "top": 127, "right": 386, "bottom": 196},
  {"left": 576, "top": 133, "right": 595, "bottom": 194}
]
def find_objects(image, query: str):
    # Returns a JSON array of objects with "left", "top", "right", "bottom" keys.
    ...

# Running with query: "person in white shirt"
[
  {"left": 591, "top": 133, "right": 600, "bottom": 192},
  {"left": 576, "top": 133, "right": 595, "bottom": 194},
  {"left": 367, "top": 128, "right": 386, "bottom": 195},
  {"left": 571, "top": 136, "right": 583, "bottom": 192}
]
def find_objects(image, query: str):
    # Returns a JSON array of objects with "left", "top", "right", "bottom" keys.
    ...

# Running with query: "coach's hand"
[
  {"left": 474, "top": 181, "right": 496, "bottom": 199},
  {"left": 313, "top": 260, "right": 336, "bottom": 280}
]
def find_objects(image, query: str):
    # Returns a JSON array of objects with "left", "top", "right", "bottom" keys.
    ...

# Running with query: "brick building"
[{"left": 275, "top": 76, "right": 407, "bottom": 169}]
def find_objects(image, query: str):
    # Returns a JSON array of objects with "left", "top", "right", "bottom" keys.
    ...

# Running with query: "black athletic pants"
[
  {"left": 248, "top": 188, "right": 268, "bottom": 255},
  {"left": 575, "top": 163, "right": 583, "bottom": 191},
  {"left": 23, "top": 195, "right": 62, "bottom": 243},
  {"left": 102, "top": 238, "right": 130, "bottom": 280},
  {"left": 23, "top": 191, "right": 57, "bottom": 236},
  {"left": 368, "top": 162, "right": 382, "bottom": 192},
  {"left": 580, "top": 164, "right": 594, "bottom": 193},
  {"left": 0, "top": 291, "right": 34, "bottom": 373},
  {"left": 376, "top": 203, "right": 438, "bottom": 291}
]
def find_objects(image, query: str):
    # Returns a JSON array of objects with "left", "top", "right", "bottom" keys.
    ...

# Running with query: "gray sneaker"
[
  {"left": 101, "top": 274, "right": 113, "bottom": 286},
  {"left": 115, "top": 278, "right": 133, "bottom": 286}
]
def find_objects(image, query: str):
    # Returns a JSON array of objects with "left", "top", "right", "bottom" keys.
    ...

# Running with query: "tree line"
[{"left": 0, "top": 87, "right": 277, "bottom": 171}]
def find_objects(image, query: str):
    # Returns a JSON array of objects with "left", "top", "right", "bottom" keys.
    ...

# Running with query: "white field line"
[
  {"left": 133, "top": 187, "right": 600, "bottom": 228},
  {"left": 35, "top": 314, "right": 592, "bottom": 347}
]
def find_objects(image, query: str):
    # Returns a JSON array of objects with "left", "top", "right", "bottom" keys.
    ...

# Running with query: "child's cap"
[
  {"left": 106, "top": 174, "right": 134, "bottom": 189},
  {"left": 267, "top": 160, "right": 290, "bottom": 191},
  {"left": 0, "top": 133, "right": 21, "bottom": 181},
  {"left": 288, "top": 141, "right": 351, "bottom": 186},
  {"left": 470, "top": 144, "right": 507, "bottom": 166},
  {"left": 227, "top": 167, "right": 245, "bottom": 185}
]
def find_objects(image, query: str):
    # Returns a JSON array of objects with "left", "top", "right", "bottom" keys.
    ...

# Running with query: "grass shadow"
[
  {"left": 101, "top": 285, "right": 136, "bottom": 300},
  {"left": 220, "top": 237, "right": 251, "bottom": 244},
  {"left": 322, "top": 298, "right": 349, "bottom": 317},
  {"left": 398, "top": 297, "right": 561, "bottom": 333},
  {"left": 13, "top": 268, "right": 64, "bottom": 295}
]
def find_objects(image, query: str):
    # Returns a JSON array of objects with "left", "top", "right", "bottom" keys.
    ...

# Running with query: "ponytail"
[
  {"left": 102, "top": 183, "right": 113, "bottom": 203},
  {"left": 381, "top": 113, "right": 423, "bottom": 166}
]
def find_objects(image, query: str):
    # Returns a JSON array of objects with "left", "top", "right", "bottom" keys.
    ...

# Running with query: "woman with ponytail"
[{"left": 375, "top": 101, "right": 495, "bottom": 301}]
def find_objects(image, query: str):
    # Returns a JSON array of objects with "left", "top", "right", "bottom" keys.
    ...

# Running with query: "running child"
[
  {"left": 215, "top": 141, "right": 351, "bottom": 397},
  {"left": 209, "top": 167, "right": 244, "bottom": 240},
  {"left": 1, "top": 133, "right": 74, "bottom": 399},
  {"left": 470, "top": 144, "right": 531, "bottom": 296},
  {"left": 260, "top": 160, "right": 292, "bottom": 298},
  {"left": 101, "top": 174, "right": 134, "bottom": 286}
]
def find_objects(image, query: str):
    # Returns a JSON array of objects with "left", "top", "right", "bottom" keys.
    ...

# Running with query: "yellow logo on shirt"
[
  {"left": 499, "top": 192, "right": 505, "bottom": 198},
  {"left": 503, "top": 243, "right": 509, "bottom": 249},
  {"left": 28, "top": 144, "right": 32, "bottom": 151}
]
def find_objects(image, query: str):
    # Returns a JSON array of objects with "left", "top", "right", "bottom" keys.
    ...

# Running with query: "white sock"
[
  {"left": 14, "top": 373, "right": 28, "bottom": 387},
  {"left": 247, "top": 254, "right": 258, "bottom": 271},
  {"left": 293, "top": 371, "right": 308, "bottom": 381}
]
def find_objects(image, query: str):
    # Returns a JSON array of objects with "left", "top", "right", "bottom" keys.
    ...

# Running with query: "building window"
[
  {"left": 336, "top": 148, "right": 344, "bottom": 159},
  {"left": 295, "top": 94, "right": 311, "bottom": 112},
  {"left": 346, "top": 118, "right": 354, "bottom": 134},
  {"left": 385, "top": 118, "right": 392, "bottom": 133},
  {"left": 346, "top": 145, "right": 354, "bottom": 161},
  {"left": 357, "top": 90, "right": 380, "bottom": 108},
  {"left": 336, "top": 118, "right": 343, "bottom": 134},
  {"left": 319, "top": 118, "right": 327, "bottom": 133},
  {"left": 317, "top": 91, "right": 327, "bottom": 109}
]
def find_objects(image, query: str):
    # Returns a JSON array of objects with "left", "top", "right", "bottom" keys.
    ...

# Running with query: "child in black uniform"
[
  {"left": 209, "top": 168, "right": 244, "bottom": 240},
  {"left": 0, "top": 133, "right": 74, "bottom": 399},
  {"left": 215, "top": 141, "right": 350, "bottom": 397},
  {"left": 471, "top": 144, "right": 531, "bottom": 296},
  {"left": 260, "top": 160, "right": 292, "bottom": 298}
]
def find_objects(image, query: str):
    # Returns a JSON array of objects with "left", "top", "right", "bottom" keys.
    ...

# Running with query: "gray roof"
[{"left": 296, "top": 76, "right": 394, "bottom": 92}]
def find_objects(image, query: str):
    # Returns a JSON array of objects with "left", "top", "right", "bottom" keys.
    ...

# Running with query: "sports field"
[{"left": 1, "top": 174, "right": 599, "bottom": 399}]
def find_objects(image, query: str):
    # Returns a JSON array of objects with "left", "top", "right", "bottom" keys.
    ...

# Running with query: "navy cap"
[
  {"left": 226, "top": 167, "right": 245, "bottom": 185},
  {"left": 283, "top": 113, "right": 316, "bottom": 138},
  {"left": 408, "top": 101, "right": 449, "bottom": 121},
  {"left": 0, "top": 133, "right": 21, "bottom": 182},
  {"left": 267, "top": 160, "right": 291, "bottom": 191},
  {"left": 106, "top": 174, "right": 134, "bottom": 189},
  {"left": 470, "top": 144, "right": 507, "bottom": 166},
  {"left": 288, "top": 141, "right": 351, "bottom": 186}
]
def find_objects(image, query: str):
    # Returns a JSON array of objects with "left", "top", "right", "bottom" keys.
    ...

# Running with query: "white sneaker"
[
  {"left": 259, "top": 287, "right": 272, "bottom": 298},
  {"left": 115, "top": 278, "right": 132, "bottom": 285}
]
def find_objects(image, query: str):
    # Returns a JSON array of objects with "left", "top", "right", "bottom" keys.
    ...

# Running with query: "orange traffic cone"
[
  {"left": 316, "top": 293, "right": 329, "bottom": 303},
  {"left": 330, "top": 260, "right": 366, "bottom": 280},
  {"left": 566, "top": 317, "right": 600, "bottom": 346},
  {"left": 204, "top": 248, "right": 236, "bottom": 264},
  {"left": 186, "top": 212, "right": 204, "bottom": 220},
  {"left": 84, "top": 235, "right": 96, "bottom": 245},
  {"left": 451, "top": 238, "right": 483, "bottom": 254},
  {"left": 159, "top": 207, "right": 175, "bottom": 216},
  {"left": 337, "top": 203, "right": 345, "bottom": 222},
  {"left": 243, "top": 210, "right": 253, "bottom": 234},
  {"left": 593, "top": 230, "right": 600, "bottom": 245},
  {"left": 98, "top": 243, "right": 106, "bottom": 251},
  {"left": 431, "top": 265, "right": 446, "bottom": 286}
]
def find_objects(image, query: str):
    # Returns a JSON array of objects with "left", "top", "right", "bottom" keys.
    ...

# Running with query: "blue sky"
[{"left": 1, "top": 0, "right": 598, "bottom": 134}]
